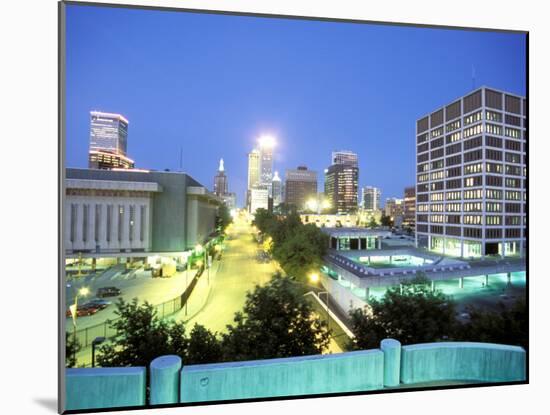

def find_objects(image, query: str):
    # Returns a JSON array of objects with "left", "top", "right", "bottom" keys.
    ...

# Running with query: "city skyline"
[{"left": 66, "top": 5, "right": 526, "bottom": 206}]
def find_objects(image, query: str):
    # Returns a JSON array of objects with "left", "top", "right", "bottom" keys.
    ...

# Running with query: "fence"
[
  {"left": 71, "top": 266, "right": 204, "bottom": 349},
  {"left": 64, "top": 339, "right": 526, "bottom": 411}
]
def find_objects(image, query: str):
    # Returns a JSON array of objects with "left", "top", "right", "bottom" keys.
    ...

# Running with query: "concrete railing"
[{"left": 64, "top": 340, "right": 526, "bottom": 411}]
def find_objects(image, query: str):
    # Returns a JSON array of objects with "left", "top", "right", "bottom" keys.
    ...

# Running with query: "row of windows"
[{"left": 417, "top": 214, "right": 524, "bottom": 226}]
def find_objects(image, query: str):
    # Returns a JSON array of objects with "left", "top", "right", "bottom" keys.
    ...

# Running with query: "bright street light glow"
[
  {"left": 309, "top": 273, "right": 319, "bottom": 283},
  {"left": 195, "top": 244, "right": 203, "bottom": 253},
  {"left": 78, "top": 287, "right": 90, "bottom": 297},
  {"left": 306, "top": 199, "right": 318, "bottom": 211},
  {"left": 258, "top": 135, "right": 276, "bottom": 149}
]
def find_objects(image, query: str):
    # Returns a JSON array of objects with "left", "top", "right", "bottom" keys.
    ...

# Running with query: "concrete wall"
[
  {"left": 180, "top": 350, "right": 384, "bottom": 403},
  {"left": 63, "top": 340, "right": 526, "bottom": 411},
  {"left": 321, "top": 273, "right": 367, "bottom": 313},
  {"left": 65, "top": 367, "right": 146, "bottom": 411},
  {"left": 400, "top": 342, "right": 526, "bottom": 384}
]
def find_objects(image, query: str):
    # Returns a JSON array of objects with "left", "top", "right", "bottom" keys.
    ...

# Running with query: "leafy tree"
[
  {"left": 457, "top": 296, "right": 527, "bottom": 350},
  {"left": 222, "top": 273, "right": 331, "bottom": 361},
  {"left": 66, "top": 331, "right": 81, "bottom": 368},
  {"left": 216, "top": 204, "right": 232, "bottom": 232},
  {"left": 252, "top": 208, "right": 277, "bottom": 235},
  {"left": 347, "top": 277, "right": 457, "bottom": 350},
  {"left": 380, "top": 215, "right": 393, "bottom": 228},
  {"left": 367, "top": 217, "right": 378, "bottom": 229},
  {"left": 186, "top": 324, "right": 224, "bottom": 364},
  {"left": 96, "top": 298, "right": 189, "bottom": 367}
]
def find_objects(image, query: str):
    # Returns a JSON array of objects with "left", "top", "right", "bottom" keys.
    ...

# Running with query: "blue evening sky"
[{"left": 65, "top": 4, "right": 526, "bottom": 207}]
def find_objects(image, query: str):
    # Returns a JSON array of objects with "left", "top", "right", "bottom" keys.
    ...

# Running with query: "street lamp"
[
  {"left": 70, "top": 286, "right": 90, "bottom": 365},
  {"left": 308, "top": 273, "right": 320, "bottom": 284},
  {"left": 91, "top": 336, "right": 106, "bottom": 368}
]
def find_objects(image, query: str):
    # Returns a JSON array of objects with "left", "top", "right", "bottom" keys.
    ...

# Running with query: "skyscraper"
[
  {"left": 284, "top": 166, "right": 317, "bottom": 211},
  {"left": 246, "top": 149, "right": 261, "bottom": 211},
  {"left": 272, "top": 171, "right": 282, "bottom": 207},
  {"left": 361, "top": 186, "right": 381, "bottom": 211},
  {"left": 88, "top": 111, "right": 134, "bottom": 170},
  {"left": 213, "top": 158, "right": 228, "bottom": 197},
  {"left": 403, "top": 186, "right": 416, "bottom": 230},
  {"left": 324, "top": 150, "right": 359, "bottom": 214},
  {"left": 258, "top": 135, "right": 275, "bottom": 195},
  {"left": 415, "top": 86, "right": 526, "bottom": 257}
]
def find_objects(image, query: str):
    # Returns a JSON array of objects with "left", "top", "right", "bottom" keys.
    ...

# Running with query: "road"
[{"left": 178, "top": 216, "right": 279, "bottom": 333}]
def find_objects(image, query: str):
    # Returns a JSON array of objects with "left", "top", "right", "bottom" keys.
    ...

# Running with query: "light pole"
[
  {"left": 70, "top": 286, "right": 89, "bottom": 365},
  {"left": 91, "top": 336, "right": 105, "bottom": 367}
]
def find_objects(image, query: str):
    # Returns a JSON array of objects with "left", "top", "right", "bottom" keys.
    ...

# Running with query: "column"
[
  {"left": 150, "top": 355, "right": 182, "bottom": 405},
  {"left": 459, "top": 277, "right": 464, "bottom": 289},
  {"left": 365, "top": 287, "right": 370, "bottom": 299},
  {"left": 507, "top": 272, "right": 512, "bottom": 286},
  {"left": 485, "top": 274, "right": 489, "bottom": 286},
  {"left": 92, "top": 258, "right": 96, "bottom": 272},
  {"left": 431, "top": 280, "right": 435, "bottom": 292},
  {"left": 377, "top": 237, "right": 382, "bottom": 249},
  {"left": 336, "top": 238, "right": 340, "bottom": 250},
  {"left": 380, "top": 339, "right": 401, "bottom": 387}
]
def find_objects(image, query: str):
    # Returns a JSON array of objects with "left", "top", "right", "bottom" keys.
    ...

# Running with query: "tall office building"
[
  {"left": 385, "top": 198, "right": 404, "bottom": 219},
  {"left": 332, "top": 150, "right": 358, "bottom": 167},
  {"left": 213, "top": 159, "right": 228, "bottom": 197},
  {"left": 362, "top": 186, "right": 381, "bottom": 211},
  {"left": 272, "top": 171, "right": 282, "bottom": 207},
  {"left": 259, "top": 136, "right": 275, "bottom": 193},
  {"left": 415, "top": 86, "right": 526, "bottom": 258},
  {"left": 246, "top": 149, "right": 261, "bottom": 210},
  {"left": 325, "top": 151, "right": 359, "bottom": 214},
  {"left": 88, "top": 111, "right": 134, "bottom": 170},
  {"left": 403, "top": 186, "right": 416, "bottom": 229},
  {"left": 284, "top": 166, "right": 318, "bottom": 211}
]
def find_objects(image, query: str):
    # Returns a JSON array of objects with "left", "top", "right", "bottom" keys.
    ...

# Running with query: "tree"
[
  {"left": 367, "top": 217, "right": 378, "bottom": 229},
  {"left": 66, "top": 332, "right": 81, "bottom": 368},
  {"left": 347, "top": 277, "right": 457, "bottom": 350},
  {"left": 252, "top": 208, "right": 277, "bottom": 235},
  {"left": 380, "top": 215, "right": 393, "bottom": 228},
  {"left": 222, "top": 273, "right": 331, "bottom": 361},
  {"left": 186, "top": 324, "right": 224, "bottom": 364},
  {"left": 457, "top": 296, "right": 527, "bottom": 350},
  {"left": 216, "top": 204, "right": 232, "bottom": 232},
  {"left": 96, "top": 298, "right": 190, "bottom": 367}
]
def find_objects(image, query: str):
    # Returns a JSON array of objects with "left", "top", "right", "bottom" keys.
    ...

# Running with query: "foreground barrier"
[
  {"left": 400, "top": 342, "right": 526, "bottom": 384},
  {"left": 65, "top": 340, "right": 526, "bottom": 411},
  {"left": 65, "top": 367, "right": 146, "bottom": 410}
]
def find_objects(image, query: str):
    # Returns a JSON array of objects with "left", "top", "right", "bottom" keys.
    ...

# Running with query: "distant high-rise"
[
  {"left": 403, "top": 186, "right": 416, "bottom": 229},
  {"left": 362, "top": 186, "right": 381, "bottom": 211},
  {"left": 284, "top": 166, "right": 317, "bottom": 211},
  {"left": 332, "top": 150, "right": 358, "bottom": 168},
  {"left": 259, "top": 135, "right": 275, "bottom": 195},
  {"left": 415, "top": 86, "right": 526, "bottom": 257},
  {"left": 325, "top": 150, "right": 359, "bottom": 214},
  {"left": 385, "top": 198, "right": 404, "bottom": 219},
  {"left": 213, "top": 158, "right": 228, "bottom": 197},
  {"left": 272, "top": 171, "right": 282, "bottom": 207},
  {"left": 246, "top": 149, "right": 261, "bottom": 210},
  {"left": 88, "top": 111, "right": 134, "bottom": 170}
]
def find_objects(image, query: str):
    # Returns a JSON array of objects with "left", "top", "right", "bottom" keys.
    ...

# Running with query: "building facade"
[
  {"left": 272, "top": 171, "right": 282, "bottom": 207},
  {"left": 361, "top": 186, "right": 381, "bottom": 211},
  {"left": 415, "top": 86, "right": 526, "bottom": 258},
  {"left": 284, "top": 166, "right": 318, "bottom": 211},
  {"left": 332, "top": 150, "right": 358, "bottom": 167},
  {"left": 324, "top": 164, "right": 359, "bottom": 214},
  {"left": 403, "top": 186, "right": 416, "bottom": 230},
  {"left": 213, "top": 159, "right": 228, "bottom": 197},
  {"left": 88, "top": 111, "right": 134, "bottom": 170},
  {"left": 246, "top": 149, "right": 261, "bottom": 211},
  {"left": 65, "top": 168, "right": 222, "bottom": 257},
  {"left": 249, "top": 187, "right": 269, "bottom": 214}
]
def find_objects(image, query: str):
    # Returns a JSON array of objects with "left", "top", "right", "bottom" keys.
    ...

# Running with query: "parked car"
[
  {"left": 85, "top": 298, "right": 112, "bottom": 309},
  {"left": 66, "top": 304, "right": 101, "bottom": 318},
  {"left": 96, "top": 286, "right": 121, "bottom": 298}
]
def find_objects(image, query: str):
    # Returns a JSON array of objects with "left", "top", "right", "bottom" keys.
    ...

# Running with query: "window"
[
  {"left": 486, "top": 162, "right": 503, "bottom": 173},
  {"left": 446, "top": 167, "right": 461, "bottom": 177},
  {"left": 431, "top": 204, "right": 444, "bottom": 212},
  {"left": 446, "top": 155, "right": 462, "bottom": 166},
  {"left": 430, "top": 171, "right": 444, "bottom": 181},
  {"left": 446, "top": 132, "right": 461, "bottom": 143},
  {"left": 486, "top": 136, "right": 502, "bottom": 148},
  {"left": 505, "top": 114, "right": 521, "bottom": 126},
  {"left": 464, "top": 163, "right": 483, "bottom": 175},
  {"left": 417, "top": 204, "right": 429, "bottom": 212},
  {"left": 505, "top": 216, "right": 521, "bottom": 226},
  {"left": 505, "top": 203, "right": 521, "bottom": 213},
  {"left": 431, "top": 127, "right": 444, "bottom": 138},
  {"left": 431, "top": 160, "right": 444, "bottom": 170},
  {"left": 464, "top": 176, "right": 482, "bottom": 187},
  {"left": 430, "top": 225, "right": 444, "bottom": 234},
  {"left": 464, "top": 150, "right": 482, "bottom": 162},
  {"left": 446, "top": 191, "right": 461, "bottom": 200},
  {"left": 446, "top": 142, "right": 461, "bottom": 155},
  {"left": 464, "top": 136, "right": 482, "bottom": 150},
  {"left": 486, "top": 228, "right": 502, "bottom": 239},
  {"left": 447, "top": 215, "right": 461, "bottom": 224},
  {"left": 418, "top": 173, "right": 429, "bottom": 183},
  {"left": 417, "top": 133, "right": 429, "bottom": 143},
  {"left": 505, "top": 152, "right": 521, "bottom": 164},
  {"left": 464, "top": 124, "right": 483, "bottom": 138},
  {"left": 486, "top": 123, "right": 503, "bottom": 135},
  {"left": 417, "top": 215, "right": 428, "bottom": 223},
  {"left": 446, "top": 120, "right": 461, "bottom": 132},
  {"left": 506, "top": 228, "right": 521, "bottom": 238},
  {"left": 464, "top": 202, "right": 482, "bottom": 212},
  {"left": 417, "top": 163, "right": 429, "bottom": 173},
  {"left": 506, "top": 191, "right": 521, "bottom": 200},
  {"left": 446, "top": 226, "right": 461, "bottom": 236},
  {"left": 486, "top": 216, "right": 502, "bottom": 225},
  {"left": 485, "top": 202, "right": 502, "bottom": 212},
  {"left": 485, "top": 110, "right": 502, "bottom": 122},
  {"left": 430, "top": 215, "right": 445, "bottom": 223},
  {"left": 431, "top": 181, "right": 444, "bottom": 191},
  {"left": 464, "top": 189, "right": 483, "bottom": 199},
  {"left": 464, "top": 215, "right": 482, "bottom": 225},
  {"left": 418, "top": 142, "right": 429, "bottom": 153},
  {"left": 506, "top": 165, "right": 521, "bottom": 176},
  {"left": 486, "top": 175, "right": 503, "bottom": 187},
  {"left": 505, "top": 127, "right": 520, "bottom": 139},
  {"left": 431, "top": 137, "right": 444, "bottom": 149},
  {"left": 446, "top": 179, "right": 461, "bottom": 189},
  {"left": 431, "top": 148, "right": 444, "bottom": 159},
  {"left": 464, "top": 110, "right": 482, "bottom": 126},
  {"left": 430, "top": 192, "right": 444, "bottom": 201},
  {"left": 486, "top": 189, "right": 502, "bottom": 199},
  {"left": 417, "top": 153, "right": 429, "bottom": 163},
  {"left": 464, "top": 227, "right": 482, "bottom": 238},
  {"left": 446, "top": 203, "right": 461, "bottom": 212},
  {"left": 129, "top": 205, "right": 135, "bottom": 242},
  {"left": 505, "top": 177, "right": 521, "bottom": 188},
  {"left": 486, "top": 149, "right": 503, "bottom": 161}
]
